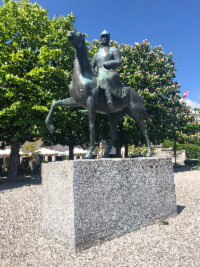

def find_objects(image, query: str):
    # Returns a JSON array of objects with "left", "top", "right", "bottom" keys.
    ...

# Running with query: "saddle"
[{"left": 97, "top": 70, "right": 126, "bottom": 99}]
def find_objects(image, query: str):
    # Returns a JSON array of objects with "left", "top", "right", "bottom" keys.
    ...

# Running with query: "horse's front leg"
[
  {"left": 84, "top": 96, "right": 96, "bottom": 159},
  {"left": 45, "top": 97, "right": 77, "bottom": 135}
]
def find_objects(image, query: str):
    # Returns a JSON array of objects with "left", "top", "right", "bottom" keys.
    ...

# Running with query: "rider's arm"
[{"left": 103, "top": 47, "right": 122, "bottom": 69}]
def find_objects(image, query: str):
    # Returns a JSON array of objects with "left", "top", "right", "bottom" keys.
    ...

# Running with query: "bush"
[
  {"left": 41, "top": 159, "right": 48, "bottom": 163},
  {"left": 128, "top": 145, "right": 152, "bottom": 157},
  {"left": 162, "top": 140, "right": 174, "bottom": 148},
  {"left": 162, "top": 140, "right": 199, "bottom": 159},
  {"left": 181, "top": 144, "right": 199, "bottom": 158}
]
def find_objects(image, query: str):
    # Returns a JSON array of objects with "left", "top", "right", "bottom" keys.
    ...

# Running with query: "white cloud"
[{"left": 182, "top": 98, "right": 200, "bottom": 108}]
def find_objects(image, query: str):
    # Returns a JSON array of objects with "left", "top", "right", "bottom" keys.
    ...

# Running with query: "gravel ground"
[{"left": 0, "top": 168, "right": 200, "bottom": 267}]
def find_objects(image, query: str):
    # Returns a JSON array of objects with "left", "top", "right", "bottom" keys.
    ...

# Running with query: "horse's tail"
[{"left": 137, "top": 94, "right": 150, "bottom": 120}]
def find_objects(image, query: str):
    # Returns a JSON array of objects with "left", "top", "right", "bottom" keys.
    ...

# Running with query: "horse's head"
[{"left": 67, "top": 31, "right": 84, "bottom": 49}]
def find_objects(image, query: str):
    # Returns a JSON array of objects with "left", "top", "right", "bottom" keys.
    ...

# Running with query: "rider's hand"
[{"left": 103, "top": 61, "right": 110, "bottom": 69}]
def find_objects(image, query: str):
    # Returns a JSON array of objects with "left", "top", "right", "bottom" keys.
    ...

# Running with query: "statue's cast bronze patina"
[
  {"left": 91, "top": 30, "right": 122, "bottom": 111},
  {"left": 45, "top": 30, "right": 152, "bottom": 159}
]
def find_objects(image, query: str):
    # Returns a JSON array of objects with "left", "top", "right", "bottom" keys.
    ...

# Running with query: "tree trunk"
[
  {"left": 116, "top": 146, "right": 122, "bottom": 158},
  {"left": 8, "top": 141, "right": 20, "bottom": 182},
  {"left": 69, "top": 145, "right": 74, "bottom": 160},
  {"left": 125, "top": 145, "right": 129, "bottom": 158}
]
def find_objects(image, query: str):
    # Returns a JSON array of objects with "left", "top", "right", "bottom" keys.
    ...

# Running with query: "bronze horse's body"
[{"left": 45, "top": 31, "right": 152, "bottom": 158}]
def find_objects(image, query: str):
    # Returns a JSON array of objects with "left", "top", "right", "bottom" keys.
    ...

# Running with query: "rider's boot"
[
  {"left": 105, "top": 89, "right": 114, "bottom": 112},
  {"left": 107, "top": 100, "right": 114, "bottom": 112}
]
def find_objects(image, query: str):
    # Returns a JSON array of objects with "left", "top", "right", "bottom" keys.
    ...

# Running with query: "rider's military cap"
[{"left": 100, "top": 30, "right": 110, "bottom": 37}]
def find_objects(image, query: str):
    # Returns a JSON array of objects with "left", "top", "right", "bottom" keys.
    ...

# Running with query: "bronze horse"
[{"left": 45, "top": 31, "right": 152, "bottom": 158}]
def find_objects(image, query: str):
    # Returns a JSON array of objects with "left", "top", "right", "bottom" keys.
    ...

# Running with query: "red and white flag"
[{"left": 183, "top": 89, "right": 188, "bottom": 98}]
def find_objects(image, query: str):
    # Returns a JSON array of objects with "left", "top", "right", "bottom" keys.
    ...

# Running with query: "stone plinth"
[{"left": 42, "top": 158, "right": 177, "bottom": 252}]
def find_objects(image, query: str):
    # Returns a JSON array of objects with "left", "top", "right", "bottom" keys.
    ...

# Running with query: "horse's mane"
[{"left": 75, "top": 36, "right": 93, "bottom": 76}]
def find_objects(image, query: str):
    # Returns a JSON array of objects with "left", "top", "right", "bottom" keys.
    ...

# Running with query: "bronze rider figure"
[{"left": 91, "top": 30, "right": 123, "bottom": 112}]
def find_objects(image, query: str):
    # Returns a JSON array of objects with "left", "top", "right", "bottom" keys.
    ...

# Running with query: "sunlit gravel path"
[{"left": 0, "top": 168, "right": 200, "bottom": 267}]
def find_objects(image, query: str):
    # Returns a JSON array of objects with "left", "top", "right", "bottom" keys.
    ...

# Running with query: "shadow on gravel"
[
  {"left": 0, "top": 175, "right": 41, "bottom": 192},
  {"left": 173, "top": 165, "right": 196, "bottom": 173},
  {"left": 177, "top": 205, "right": 186, "bottom": 215}
]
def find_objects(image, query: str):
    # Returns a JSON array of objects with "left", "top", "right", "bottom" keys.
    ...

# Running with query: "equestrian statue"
[{"left": 45, "top": 30, "right": 152, "bottom": 158}]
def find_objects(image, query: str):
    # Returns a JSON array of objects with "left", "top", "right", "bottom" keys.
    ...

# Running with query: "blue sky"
[{"left": 1, "top": 0, "right": 200, "bottom": 107}]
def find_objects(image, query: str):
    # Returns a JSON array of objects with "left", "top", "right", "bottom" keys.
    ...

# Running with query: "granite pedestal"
[{"left": 42, "top": 158, "right": 177, "bottom": 252}]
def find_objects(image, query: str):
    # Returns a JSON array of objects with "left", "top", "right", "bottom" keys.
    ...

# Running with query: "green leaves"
[{"left": 0, "top": 0, "right": 76, "bottom": 147}]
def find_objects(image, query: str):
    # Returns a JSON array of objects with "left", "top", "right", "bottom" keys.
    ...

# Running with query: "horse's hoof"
[
  {"left": 84, "top": 152, "right": 92, "bottom": 159},
  {"left": 79, "top": 110, "right": 88, "bottom": 114},
  {"left": 48, "top": 125, "right": 55, "bottom": 135}
]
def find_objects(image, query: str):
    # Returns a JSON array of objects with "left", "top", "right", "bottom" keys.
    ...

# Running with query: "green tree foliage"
[
  {"left": 0, "top": 0, "right": 78, "bottom": 180},
  {"left": 88, "top": 39, "right": 197, "bottom": 151}
]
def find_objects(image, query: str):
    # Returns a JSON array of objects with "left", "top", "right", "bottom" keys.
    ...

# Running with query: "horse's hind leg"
[
  {"left": 103, "top": 112, "right": 124, "bottom": 158},
  {"left": 129, "top": 111, "right": 152, "bottom": 157}
]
